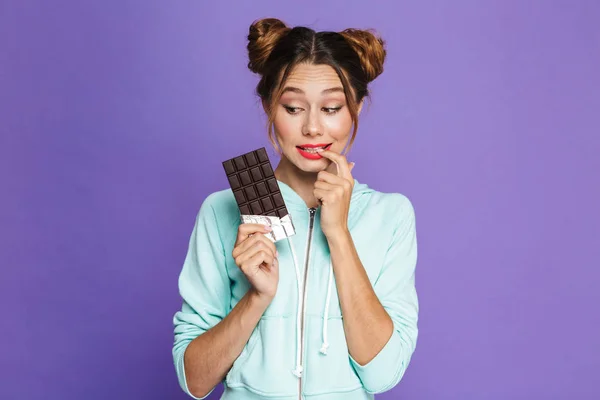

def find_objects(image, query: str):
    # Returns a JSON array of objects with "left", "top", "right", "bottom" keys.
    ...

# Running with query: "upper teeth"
[{"left": 302, "top": 146, "right": 327, "bottom": 153}]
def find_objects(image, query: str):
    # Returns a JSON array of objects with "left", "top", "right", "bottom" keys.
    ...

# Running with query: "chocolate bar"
[
  {"left": 222, "top": 147, "right": 288, "bottom": 218},
  {"left": 222, "top": 147, "right": 295, "bottom": 242}
]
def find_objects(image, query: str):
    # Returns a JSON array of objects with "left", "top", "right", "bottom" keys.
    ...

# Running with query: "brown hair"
[{"left": 246, "top": 18, "right": 386, "bottom": 155}]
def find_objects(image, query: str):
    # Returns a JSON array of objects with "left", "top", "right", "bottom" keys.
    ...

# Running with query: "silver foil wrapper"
[{"left": 240, "top": 213, "right": 296, "bottom": 242}]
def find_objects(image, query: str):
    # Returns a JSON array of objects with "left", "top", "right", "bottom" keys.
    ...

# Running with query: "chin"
[
  {"left": 297, "top": 158, "right": 331, "bottom": 173},
  {"left": 283, "top": 153, "right": 324, "bottom": 172}
]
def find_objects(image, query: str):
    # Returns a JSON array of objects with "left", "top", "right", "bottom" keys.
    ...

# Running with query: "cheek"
[
  {"left": 273, "top": 113, "right": 299, "bottom": 142},
  {"left": 323, "top": 112, "right": 353, "bottom": 140}
]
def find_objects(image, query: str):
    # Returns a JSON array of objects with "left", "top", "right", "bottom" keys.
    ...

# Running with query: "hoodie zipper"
[{"left": 298, "top": 207, "right": 317, "bottom": 400}]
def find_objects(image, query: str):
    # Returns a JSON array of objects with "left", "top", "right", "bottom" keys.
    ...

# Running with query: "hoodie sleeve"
[
  {"left": 349, "top": 194, "right": 419, "bottom": 394},
  {"left": 172, "top": 195, "right": 231, "bottom": 399}
]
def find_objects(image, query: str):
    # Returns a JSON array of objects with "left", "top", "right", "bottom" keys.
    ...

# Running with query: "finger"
[
  {"left": 271, "top": 257, "right": 279, "bottom": 271},
  {"left": 317, "top": 171, "right": 353, "bottom": 194},
  {"left": 314, "top": 186, "right": 343, "bottom": 200},
  {"left": 233, "top": 233, "right": 277, "bottom": 261},
  {"left": 313, "top": 188, "right": 332, "bottom": 205},
  {"left": 236, "top": 233, "right": 277, "bottom": 257},
  {"left": 236, "top": 223, "right": 271, "bottom": 245},
  {"left": 233, "top": 232, "right": 260, "bottom": 260},
  {"left": 265, "top": 256, "right": 279, "bottom": 273},
  {"left": 251, "top": 233, "right": 277, "bottom": 256},
  {"left": 316, "top": 170, "right": 344, "bottom": 185},
  {"left": 324, "top": 157, "right": 339, "bottom": 176},
  {"left": 314, "top": 179, "right": 337, "bottom": 192},
  {"left": 317, "top": 150, "right": 351, "bottom": 179},
  {"left": 241, "top": 250, "right": 275, "bottom": 273},
  {"left": 237, "top": 244, "right": 270, "bottom": 270}
]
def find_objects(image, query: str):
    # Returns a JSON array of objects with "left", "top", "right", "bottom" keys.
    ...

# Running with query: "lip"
[{"left": 296, "top": 143, "right": 332, "bottom": 160}]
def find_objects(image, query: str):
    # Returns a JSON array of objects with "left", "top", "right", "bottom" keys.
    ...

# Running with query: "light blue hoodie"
[{"left": 173, "top": 178, "right": 419, "bottom": 399}]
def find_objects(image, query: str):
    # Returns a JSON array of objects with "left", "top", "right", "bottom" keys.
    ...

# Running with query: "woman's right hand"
[{"left": 232, "top": 223, "right": 279, "bottom": 301}]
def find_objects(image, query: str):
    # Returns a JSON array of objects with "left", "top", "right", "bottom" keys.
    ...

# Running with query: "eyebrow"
[{"left": 281, "top": 86, "right": 345, "bottom": 95}]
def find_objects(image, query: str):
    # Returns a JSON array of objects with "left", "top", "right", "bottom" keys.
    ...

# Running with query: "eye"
[
  {"left": 323, "top": 106, "right": 343, "bottom": 115},
  {"left": 283, "top": 105, "right": 302, "bottom": 114}
]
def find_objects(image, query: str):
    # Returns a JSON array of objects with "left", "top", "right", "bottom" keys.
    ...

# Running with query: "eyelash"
[{"left": 283, "top": 106, "right": 343, "bottom": 115}]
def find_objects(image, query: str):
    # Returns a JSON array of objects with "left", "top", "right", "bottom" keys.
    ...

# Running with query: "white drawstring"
[
  {"left": 320, "top": 259, "right": 333, "bottom": 355},
  {"left": 288, "top": 237, "right": 304, "bottom": 378},
  {"left": 287, "top": 224, "right": 335, "bottom": 376},
  {"left": 289, "top": 212, "right": 313, "bottom": 379}
]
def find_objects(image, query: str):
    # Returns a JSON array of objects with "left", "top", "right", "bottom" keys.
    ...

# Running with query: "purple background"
[{"left": 1, "top": 1, "right": 599, "bottom": 399}]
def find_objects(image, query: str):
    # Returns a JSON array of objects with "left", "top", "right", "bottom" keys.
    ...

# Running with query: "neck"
[{"left": 274, "top": 156, "right": 321, "bottom": 209}]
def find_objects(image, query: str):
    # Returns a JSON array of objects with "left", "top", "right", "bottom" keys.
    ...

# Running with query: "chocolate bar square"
[{"left": 222, "top": 148, "right": 289, "bottom": 218}]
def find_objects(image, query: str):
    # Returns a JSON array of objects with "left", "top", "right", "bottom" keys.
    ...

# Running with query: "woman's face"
[{"left": 271, "top": 63, "right": 360, "bottom": 173}]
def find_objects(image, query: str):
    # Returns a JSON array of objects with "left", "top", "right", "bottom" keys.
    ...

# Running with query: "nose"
[{"left": 302, "top": 109, "right": 323, "bottom": 137}]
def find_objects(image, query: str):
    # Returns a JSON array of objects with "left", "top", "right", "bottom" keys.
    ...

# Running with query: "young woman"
[{"left": 173, "top": 18, "right": 419, "bottom": 400}]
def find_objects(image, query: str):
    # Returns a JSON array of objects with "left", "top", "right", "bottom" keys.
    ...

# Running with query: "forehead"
[{"left": 284, "top": 63, "right": 342, "bottom": 89}]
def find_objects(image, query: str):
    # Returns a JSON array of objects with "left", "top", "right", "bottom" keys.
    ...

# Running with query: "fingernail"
[
  {"left": 276, "top": 251, "right": 279, "bottom": 258},
  {"left": 264, "top": 225, "right": 272, "bottom": 231}
]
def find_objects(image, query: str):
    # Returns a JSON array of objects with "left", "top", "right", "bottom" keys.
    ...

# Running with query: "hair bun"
[
  {"left": 247, "top": 18, "right": 290, "bottom": 75},
  {"left": 340, "top": 28, "right": 386, "bottom": 82}
]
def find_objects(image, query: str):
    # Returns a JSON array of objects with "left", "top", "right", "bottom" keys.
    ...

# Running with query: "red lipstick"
[{"left": 296, "top": 143, "right": 332, "bottom": 160}]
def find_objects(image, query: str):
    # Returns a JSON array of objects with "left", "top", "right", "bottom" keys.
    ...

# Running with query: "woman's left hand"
[{"left": 314, "top": 150, "right": 356, "bottom": 239}]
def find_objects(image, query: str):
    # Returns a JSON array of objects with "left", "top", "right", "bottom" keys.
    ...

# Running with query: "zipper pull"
[{"left": 308, "top": 208, "right": 316, "bottom": 228}]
